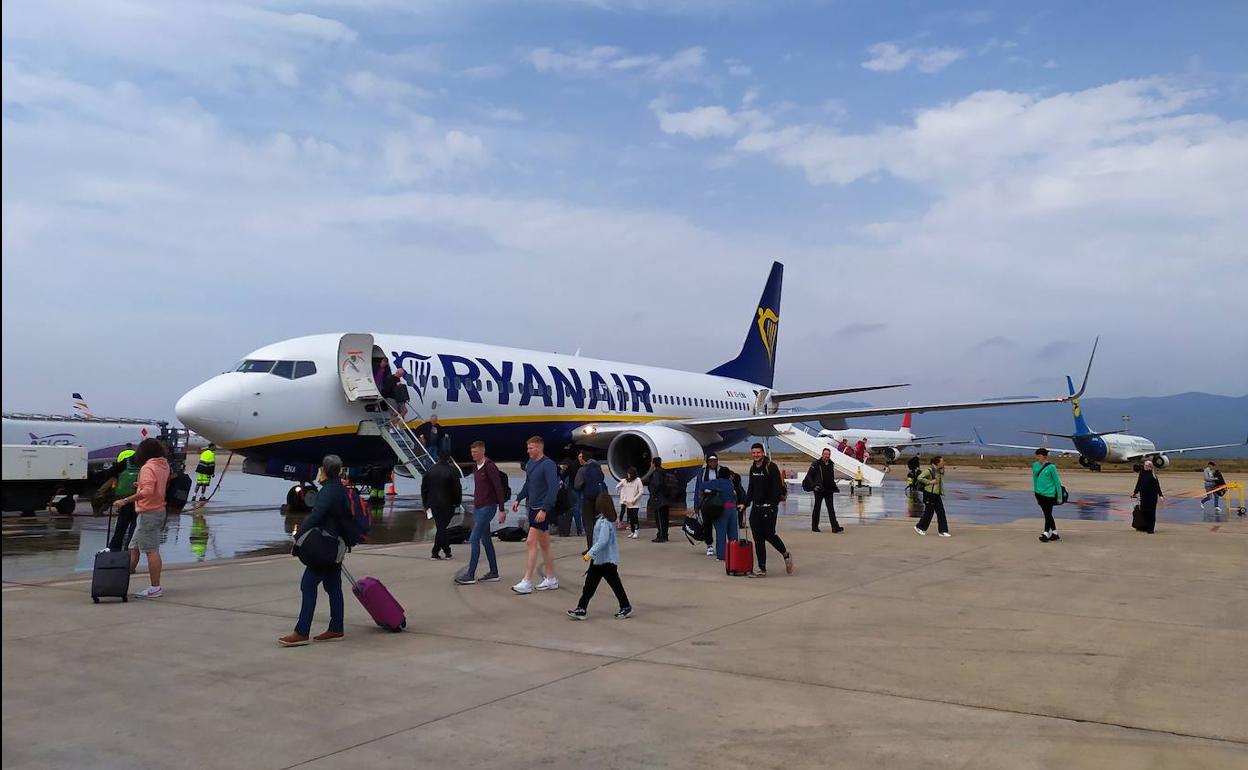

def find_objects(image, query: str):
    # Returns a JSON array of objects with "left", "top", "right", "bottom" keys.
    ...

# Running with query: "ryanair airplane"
[{"left": 175, "top": 262, "right": 1082, "bottom": 495}]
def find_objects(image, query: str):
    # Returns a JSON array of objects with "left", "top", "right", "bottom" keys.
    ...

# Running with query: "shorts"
[
  {"left": 129, "top": 510, "right": 166, "bottom": 553},
  {"left": 527, "top": 510, "right": 551, "bottom": 532}
]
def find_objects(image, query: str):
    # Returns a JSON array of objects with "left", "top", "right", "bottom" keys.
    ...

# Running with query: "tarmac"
[{"left": 3, "top": 515, "right": 1246, "bottom": 769}]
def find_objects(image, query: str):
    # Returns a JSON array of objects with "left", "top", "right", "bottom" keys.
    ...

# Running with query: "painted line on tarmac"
[{"left": 2, "top": 586, "right": 26, "bottom": 593}]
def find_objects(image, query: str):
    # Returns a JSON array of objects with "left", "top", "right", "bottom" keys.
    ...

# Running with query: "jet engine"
[
  {"left": 1151, "top": 454, "right": 1170, "bottom": 469},
  {"left": 880, "top": 446, "right": 902, "bottom": 464},
  {"left": 606, "top": 425, "right": 704, "bottom": 480}
]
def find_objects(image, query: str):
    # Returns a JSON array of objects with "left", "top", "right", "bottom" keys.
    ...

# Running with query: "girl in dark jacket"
[{"left": 1131, "top": 460, "right": 1164, "bottom": 534}]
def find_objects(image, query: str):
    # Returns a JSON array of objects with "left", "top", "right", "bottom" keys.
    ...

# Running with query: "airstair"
[
  {"left": 772, "top": 423, "right": 886, "bottom": 488},
  {"left": 372, "top": 405, "right": 465, "bottom": 481}
]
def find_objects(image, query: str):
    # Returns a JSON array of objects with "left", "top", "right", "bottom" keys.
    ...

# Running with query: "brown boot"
[
  {"left": 277, "top": 633, "right": 310, "bottom": 647},
  {"left": 313, "top": 631, "right": 344, "bottom": 642}
]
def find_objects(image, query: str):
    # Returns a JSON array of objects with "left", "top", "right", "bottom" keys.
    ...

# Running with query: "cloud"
[
  {"left": 484, "top": 106, "right": 525, "bottom": 122},
  {"left": 343, "top": 70, "right": 428, "bottom": 102},
  {"left": 382, "top": 126, "right": 489, "bottom": 181},
  {"left": 972, "top": 336, "right": 1017, "bottom": 352},
  {"left": 862, "top": 42, "right": 966, "bottom": 74},
  {"left": 653, "top": 104, "right": 739, "bottom": 138},
  {"left": 838, "top": 322, "right": 887, "bottom": 336},
  {"left": 528, "top": 45, "right": 706, "bottom": 80},
  {"left": 1037, "top": 340, "right": 1075, "bottom": 360}
]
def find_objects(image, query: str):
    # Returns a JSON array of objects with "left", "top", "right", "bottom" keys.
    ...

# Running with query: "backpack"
[
  {"left": 495, "top": 526, "right": 526, "bottom": 542},
  {"left": 554, "top": 484, "right": 572, "bottom": 514},
  {"left": 801, "top": 466, "right": 816, "bottom": 493},
  {"left": 115, "top": 462, "right": 141, "bottom": 498},
  {"left": 661, "top": 470, "right": 681, "bottom": 503},
  {"left": 392, "top": 382, "right": 410, "bottom": 404},
  {"left": 1041, "top": 463, "right": 1068, "bottom": 505},
  {"left": 344, "top": 486, "right": 371, "bottom": 545},
  {"left": 495, "top": 467, "right": 512, "bottom": 502}
]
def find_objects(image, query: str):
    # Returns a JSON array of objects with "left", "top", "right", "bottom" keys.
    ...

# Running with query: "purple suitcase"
[{"left": 341, "top": 566, "right": 406, "bottom": 632}]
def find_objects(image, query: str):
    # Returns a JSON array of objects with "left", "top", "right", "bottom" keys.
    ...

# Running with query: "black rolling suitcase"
[
  {"left": 92, "top": 508, "right": 131, "bottom": 603},
  {"left": 166, "top": 472, "right": 192, "bottom": 514}
]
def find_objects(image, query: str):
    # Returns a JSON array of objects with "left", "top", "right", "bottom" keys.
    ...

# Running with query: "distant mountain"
[{"left": 798, "top": 392, "right": 1248, "bottom": 458}]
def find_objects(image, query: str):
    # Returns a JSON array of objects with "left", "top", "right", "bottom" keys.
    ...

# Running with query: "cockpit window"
[
  {"left": 293, "top": 361, "right": 317, "bottom": 379},
  {"left": 237, "top": 359, "right": 276, "bottom": 373},
  {"left": 271, "top": 360, "right": 294, "bottom": 379}
]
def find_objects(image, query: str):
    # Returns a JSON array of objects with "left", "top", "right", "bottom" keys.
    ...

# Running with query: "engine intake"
[
  {"left": 606, "top": 426, "right": 705, "bottom": 480},
  {"left": 1152, "top": 454, "right": 1170, "bottom": 469}
]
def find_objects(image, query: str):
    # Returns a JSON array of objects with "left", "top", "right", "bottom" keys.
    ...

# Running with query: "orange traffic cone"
[{"left": 386, "top": 471, "right": 397, "bottom": 496}]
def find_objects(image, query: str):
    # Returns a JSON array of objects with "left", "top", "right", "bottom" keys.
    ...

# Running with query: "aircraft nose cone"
[{"left": 175, "top": 376, "right": 240, "bottom": 444}]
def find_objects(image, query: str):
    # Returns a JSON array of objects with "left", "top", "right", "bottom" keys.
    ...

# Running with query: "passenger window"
[
  {"left": 293, "top": 361, "right": 317, "bottom": 379},
  {"left": 237, "top": 359, "right": 276, "bottom": 373},
  {"left": 432, "top": 376, "right": 440, "bottom": 387},
  {"left": 271, "top": 360, "right": 295, "bottom": 379},
  {"left": 486, "top": 380, "right": 493, "bottom": 392}
]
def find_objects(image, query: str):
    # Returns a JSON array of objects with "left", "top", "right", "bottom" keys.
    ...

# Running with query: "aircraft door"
[{"left": 338, "top": 334, "right": 382, "bottom": 403}]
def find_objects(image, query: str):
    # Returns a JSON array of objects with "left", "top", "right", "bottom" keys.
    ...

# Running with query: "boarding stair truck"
[{"left": 2, "top": 444, "right": 89, "bottom": 515}]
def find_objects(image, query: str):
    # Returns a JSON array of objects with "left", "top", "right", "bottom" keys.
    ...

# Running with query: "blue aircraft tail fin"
[
  {"left": 708, "top": 261, "right": 783, "bottom": 388},
  {"left": 1067, "top": 375, "right": 1094, "bottom": 436}
]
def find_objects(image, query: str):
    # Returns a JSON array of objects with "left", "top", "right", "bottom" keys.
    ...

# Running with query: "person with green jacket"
[
  {"left": 1032, "top": 448, "right": 1063, "bottom": 543},
  {"left": 914, "top": 456, "right": 950, "bottom": 537}
]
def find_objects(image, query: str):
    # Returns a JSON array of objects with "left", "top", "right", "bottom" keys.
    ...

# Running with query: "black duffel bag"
[{"left": 293, "top": 527, "right": 345, "bottom": 569}]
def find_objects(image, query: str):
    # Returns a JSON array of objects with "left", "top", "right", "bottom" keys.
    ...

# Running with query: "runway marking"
[
  {"left": 2, "top": 586, "right": 26, "bottom": 593},
  {"left": 184, "top": 565, "right": 223, "bottom": 573},
  {"left": 46, "top": 579, "right": 90, "bottom": 587}
]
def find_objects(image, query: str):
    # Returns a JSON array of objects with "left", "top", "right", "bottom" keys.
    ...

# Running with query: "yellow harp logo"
[{"left": 756, "top": 307, "right": 779, "bottom": 365}]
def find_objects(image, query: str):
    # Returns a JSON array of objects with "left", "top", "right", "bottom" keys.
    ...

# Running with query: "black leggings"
[
  {"left": 625, "top": 507, "right": 639, "bottom": 533},
  {"left": 917, "top": 494, "right": 949, "bottom": 534},
  {"left": 1035, "top": 494, "right": 1057, "bottom": 532},
  {"left": 577, "top": 563, "right": 630, "bottom": 611},
  {"left": 749, "top": 505, "right": 787, "bottom": 571},
  {"left": 108, "top": 503, "right": 137, "bottom": 552}
]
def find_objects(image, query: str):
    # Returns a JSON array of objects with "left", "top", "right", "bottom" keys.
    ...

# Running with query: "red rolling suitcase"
[
  {"left": 342, "top": 566, "right": 406, "bottom": 632},
  {"left": 725, "top": 538, "right": 753, "bottom": 576}
]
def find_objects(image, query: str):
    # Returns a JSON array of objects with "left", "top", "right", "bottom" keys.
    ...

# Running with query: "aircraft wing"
[
  {"left": 900, "top": 438, "right": 972, "bottom": 449},
  {"left": 771, "top": 384, "right": 909, "bottom": 403},
  {"left": 1125, "top": 437, "right": 1248, "bottom": 460},
  {"left": 678, "top": 394, "right": 1079, "bottom": 434},
  {"left": 972, "top": 428, "right": 1081, "bottom": 456}
]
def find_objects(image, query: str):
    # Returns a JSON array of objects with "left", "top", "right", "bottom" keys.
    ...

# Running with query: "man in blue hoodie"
[
  {"left": 512, "top": 436, "right": 560, "bottom": 594},
  {"left": 574, "top": 449, "right": 605, "bottom": 549}
]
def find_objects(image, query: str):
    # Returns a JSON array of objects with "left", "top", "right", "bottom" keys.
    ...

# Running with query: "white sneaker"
[
  {"left": 1200, "top": 502, "right": 1206, "bottom": 510},
  {"left": 914, "top": 526, "right": 926, "bottom": 536},
  {"left": 938, "top": 532, "right": 952, "bottom": 538},
  {"left": 631, "top": 532, "right": 639, "bottom": 539},
  {"left": 134, "top": 586, "right": 163, "bottom": 599},
  {"left": 1215, "top": 507, "right": 1223, "bottom": 514},
  {"left": 511, "top": 579, "right": 533, "bottom": 595},
  {"left": 706, "top": 546, "right": 715, "bottom": 556},
  {"left": 536, "top": 576, "right": 560, "bottom": 591}
]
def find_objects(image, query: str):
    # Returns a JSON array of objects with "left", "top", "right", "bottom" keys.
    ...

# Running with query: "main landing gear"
[{"left": 1078, "top": 456, "right": 1102, "bottom": 472}]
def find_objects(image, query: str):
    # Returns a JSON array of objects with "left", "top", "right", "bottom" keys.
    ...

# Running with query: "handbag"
[{"left": 292, "top": 526, "right": 345, "bottom": 569}]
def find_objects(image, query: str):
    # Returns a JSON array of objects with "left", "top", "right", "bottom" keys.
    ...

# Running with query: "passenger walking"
[
  {"left": 1032, "top": 448, "right": 1063, "bottom": 543},
  {"left": 574, "top": 450, "right": 605, "bottom": 547},
  {"left": 696, "top": 461, "right": 739, "bottom": 559},
  {"left": 512, "top": 436, "right": 560, "bottom": 594},
  {"left": 279, "top": 455, "right": 352, "bottom": 647},
  {"left": 1202, "top": 461, "right": 1225, "bottom": 515},
  {"left": 693, "top": 456, "right": 726, "bottom": 557},
  {"left": 1131, "top": 460, "right": 1164, "bottom": 534},
  {"left": 837, "top": 438, "right": 849, "bottom": 455},
  {"left": 745, "top": 443, "right": 793, "bottom": 577},
  {"left": 806, "top": 448, "right": 842, "bottom": 533},
  {"left": 567, "top": 494, "right": 633, "bottom": 620},
  {"left": 114, "top": 438, "right": 171, "bottom": 598},
  {"left": 422, "top": 454, "right": 462, "bottom": 560},
  {"left": 106, "top": 453, "right": 141, "bottom": 551},
  {"left": 558, "top": 458, "right": 580, "bottom": 538},
  {"left": 456, "top": 441, "right": 505, "bottom": 585},
  {"left": 914, "top": 455, "right": 951, "bottom": 537},
  {"left": 617, "top": 467, "right": 643, "bottom": 539},
  {"left": 643, "top": 458, "right": 671, "bottom": 542},
  {"left": 193, "top": 443, "right": 216, "bottom": 502},
  {"left": 854, "top": 439, "right": 868, "bottom": 462},
  {"left": 416, "top": 415, "right": 449, "bottom": 461}
]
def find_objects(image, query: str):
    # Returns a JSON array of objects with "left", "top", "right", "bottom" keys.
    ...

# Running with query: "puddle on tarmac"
[{"left": 2, "top": 473, "right": 1221, "bottom": 582}]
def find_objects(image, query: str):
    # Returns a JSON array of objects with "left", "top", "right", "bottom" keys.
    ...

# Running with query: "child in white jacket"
[{"left": 616, "top": 467, "right": 643, "bottom": 539}]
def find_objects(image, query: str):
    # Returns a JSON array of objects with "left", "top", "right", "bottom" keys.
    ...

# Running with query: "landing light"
[{"left": 584, "top": 425, "right": 598, "bottom": 435}]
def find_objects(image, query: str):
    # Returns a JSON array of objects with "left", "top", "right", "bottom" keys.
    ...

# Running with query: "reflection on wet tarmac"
[{"left": 2, "top": 477, "right": 1222, "bottom": 581}]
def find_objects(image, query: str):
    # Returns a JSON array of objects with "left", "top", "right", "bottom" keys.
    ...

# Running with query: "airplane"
[
  {"left": 175, "top": 261, "right": 1088, "bottom": 505},
  {"left": 975, "top": 364, "right": 1247, "bottom": 471},
  {"left": 816, "top": 412, "right": 968, "bottom": 463}
]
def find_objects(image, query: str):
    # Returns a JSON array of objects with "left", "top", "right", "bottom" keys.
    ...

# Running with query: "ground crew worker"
[
  {"left": 193, "top": 444, "right": 217, "bottom": 502},
  {"left": 117, "top": 443, "right": 135, "bottom": 465}
]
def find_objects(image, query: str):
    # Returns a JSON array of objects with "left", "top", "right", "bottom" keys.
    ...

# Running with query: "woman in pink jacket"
[{"left": 113, "top": 438, "right": 171, "bottom": 598}]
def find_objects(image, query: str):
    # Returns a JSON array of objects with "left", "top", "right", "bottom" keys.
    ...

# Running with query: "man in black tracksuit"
[
  {"left": 422, "top": 455, "right": 463, "bottom": 559},
  {"left": 745, "top": 443, "right": 793, "bottom": 577},
  {"left": 807, "top": 448, "right": 842, "bottom": 533}
]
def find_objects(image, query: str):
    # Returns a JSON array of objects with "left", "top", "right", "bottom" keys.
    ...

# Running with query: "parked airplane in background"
[
  {"left": 816, "top": 412, "right": 967, "bottom": 463},
  {"left": 176, "top": 261, "right": 1087, "bottom": 504},
  {"left": 976, "top": 368, "right": 1246, "bottom": 471}
]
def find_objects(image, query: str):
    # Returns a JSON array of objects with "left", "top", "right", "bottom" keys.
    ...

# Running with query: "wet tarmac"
[{"left": 2, "top": 473, "right": 1232, "bottom": 582}]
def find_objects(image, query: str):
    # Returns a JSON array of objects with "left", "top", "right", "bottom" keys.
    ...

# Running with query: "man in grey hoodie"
[{"left": 1202, "top": 462, "right": 1224, "bottom": 515}]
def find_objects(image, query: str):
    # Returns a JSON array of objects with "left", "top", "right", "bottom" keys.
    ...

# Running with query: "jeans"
[
  {"left": 431, "top": 506, "right": 455, "bottom": 557},
  {"left": 1202, "top": 482, "right": 1221, "bottom": 507},
  {"left": 812, "top": 491, "right": 839, "bottom": 530},
  {"left": 569, "top": 491, "right": 583, "bottom": 533},
  {"left": 749, "top": 504, "right": 787, "bottom": 571},
  {"left": 917, "top": 493, "right": 949, "bottom": 534},
  {"left": 466, "top": 505, "right": 499, "bottom": 578},
  {"left": 581, "top": 495, "right": 597, "bottom": 547},
  {"left": 108, "top": 502, "right": 137, "bottom": 552},
  {"left": 577, "top": 563, "right": 630, "bottom": 611},
  {"left": 295, "top": 565, "right": 343, "bottom": 636},
  {"left": 1035, "top": 493, "right": 1057, "bottom": 532},
  {"left": 712, "top": 506, "right": 739, "bottom": 560}
]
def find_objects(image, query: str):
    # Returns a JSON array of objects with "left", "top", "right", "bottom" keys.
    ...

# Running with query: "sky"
[{"left": 3, "top": 0, "right": 1247, "bottom": 421}]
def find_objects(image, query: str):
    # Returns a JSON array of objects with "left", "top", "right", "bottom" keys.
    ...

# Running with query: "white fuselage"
[
  {"left": 1099, "top": 433, "right": 1158, "bottom": 463},
  {"left": 818, "top": 427, "right": 915, "bottom": 449},
  {"left": 176, "top": 333, "right": 762, "bottom": 469}
]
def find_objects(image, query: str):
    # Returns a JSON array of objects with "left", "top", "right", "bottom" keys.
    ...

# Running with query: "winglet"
[
  {"left": 1068, "top": 336, "right": 1098, "bottom": 400},
  {"left": 973, "top": 427, "right": 987, "bottom": 446}
]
